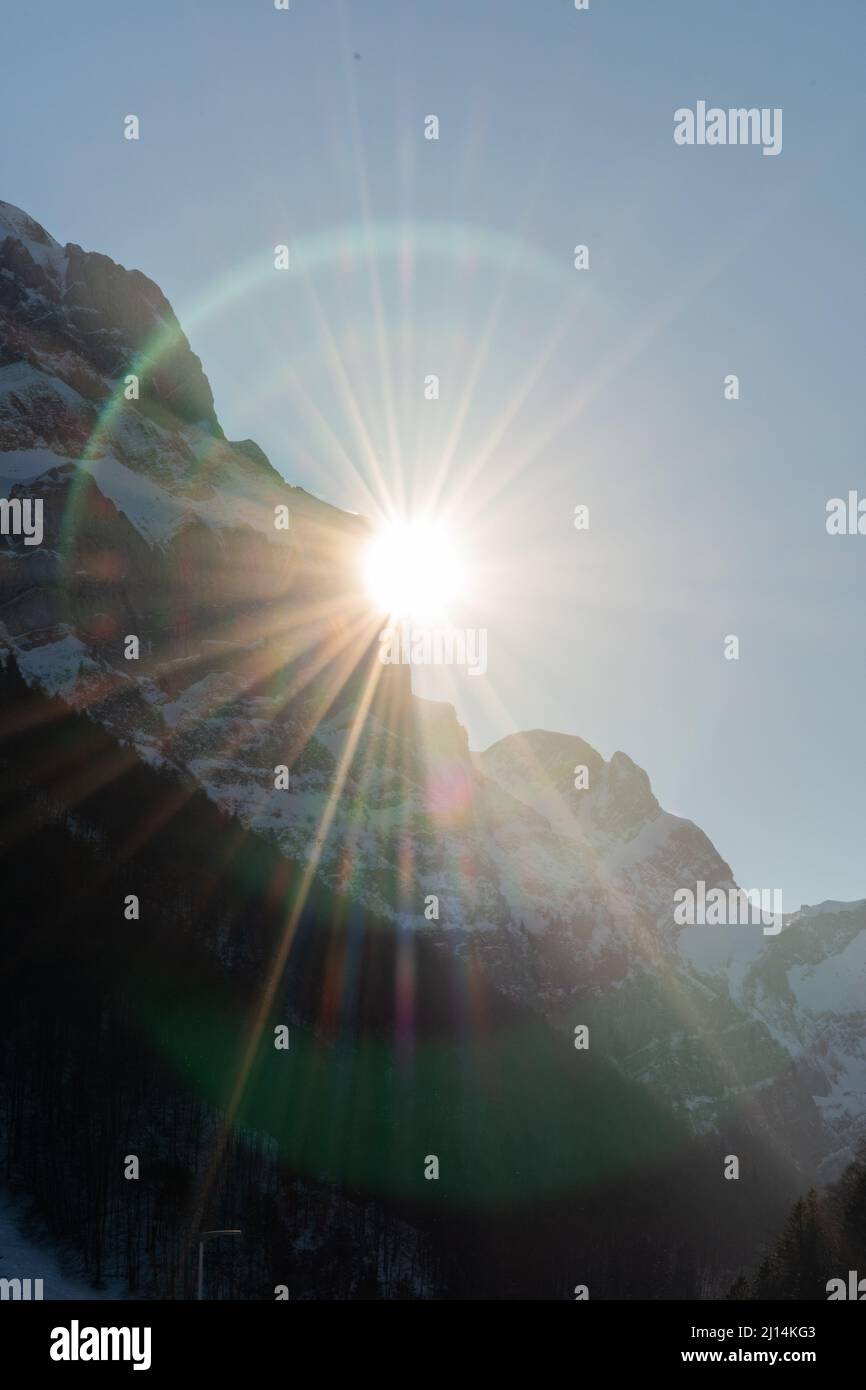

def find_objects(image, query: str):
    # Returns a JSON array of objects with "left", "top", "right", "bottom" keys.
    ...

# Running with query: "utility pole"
[{"left": 197, "top": 1229, "right": 242, "bottom": 1301}]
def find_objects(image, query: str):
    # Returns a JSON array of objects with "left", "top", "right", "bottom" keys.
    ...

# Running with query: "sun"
[{"left": 363, "top": 519, "right": 463, "bottom": 621}]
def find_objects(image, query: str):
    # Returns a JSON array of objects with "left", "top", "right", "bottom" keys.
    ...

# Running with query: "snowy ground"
[{"left": 0, "top": 1189, "right": 126, "bottom": 1300}]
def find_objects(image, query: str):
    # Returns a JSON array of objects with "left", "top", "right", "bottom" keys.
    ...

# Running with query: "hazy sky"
[{"left": 2, "top": 1, "right": 865, "bottom": 909}]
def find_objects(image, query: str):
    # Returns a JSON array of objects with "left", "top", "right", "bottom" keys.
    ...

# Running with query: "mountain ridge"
[{"left": 2, "top": 198, "right": 865, "bottom": 1186}]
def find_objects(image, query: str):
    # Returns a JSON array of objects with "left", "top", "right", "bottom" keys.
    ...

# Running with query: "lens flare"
[{"left": 363, "top": 519, "right": 463, "bottom": 620}]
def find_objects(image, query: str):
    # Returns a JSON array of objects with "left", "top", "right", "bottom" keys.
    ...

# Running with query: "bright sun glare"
[{"left": 364, "top": 520, "right": 463, "bottom": 621}]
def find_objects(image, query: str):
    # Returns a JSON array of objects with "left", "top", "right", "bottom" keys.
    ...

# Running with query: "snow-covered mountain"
[{"left": 2, "top": 199, "right": 864, "bottom": 1185}]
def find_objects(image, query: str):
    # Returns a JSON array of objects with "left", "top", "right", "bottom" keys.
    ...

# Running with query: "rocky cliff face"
[
  {"left": 0, "top": 199, "right": 218, "bottom": 430},
  {"left": 0, "top": 197, "right": 386, "bottom": 748},
  {"left": 2, "top": 200, "right": 865, "bottom": 1185}
]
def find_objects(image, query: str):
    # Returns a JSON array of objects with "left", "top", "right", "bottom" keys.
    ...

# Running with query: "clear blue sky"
[{"left": 2, "top": 1, "right": 865, "bottom": 909}]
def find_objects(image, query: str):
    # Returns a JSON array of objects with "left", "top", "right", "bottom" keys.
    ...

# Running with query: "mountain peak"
[
  {"left": 478, "top": 727, "right": 663, "bottom": 842},
  {"left": 0, "top": 199, "right": 65, "bottom": 276},
  {"left": 0, "top": 196, "right": 220, "bottom": 435},
  {"left": 0, "top": 199, "right": 59, "bottom": 247}
]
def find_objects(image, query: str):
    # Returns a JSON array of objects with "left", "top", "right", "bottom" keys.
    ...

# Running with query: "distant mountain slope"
[{"left": 2, "top": 657, "right": 768, "bottom": 1299}]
